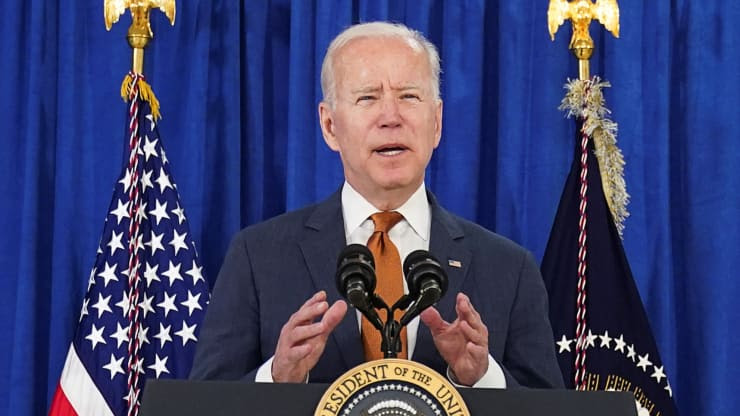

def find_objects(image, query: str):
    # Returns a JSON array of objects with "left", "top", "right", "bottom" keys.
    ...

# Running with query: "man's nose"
[{"left": 377, "top": 96, "right": 402, "bottom": 128}]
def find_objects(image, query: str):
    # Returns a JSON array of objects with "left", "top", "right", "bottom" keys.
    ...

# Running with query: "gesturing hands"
[
  {"left": 420, "top": 293, "right": 489, "bottom": 386},
  {"left": 271, "top": 291, "right": 488, "bottom": 385},
  {"left": 272, "top": 291, "right": 347, "bottom": 383}
]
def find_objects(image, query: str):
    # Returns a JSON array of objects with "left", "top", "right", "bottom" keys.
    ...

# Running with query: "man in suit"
[{"left": 191, "top": 21, "right": 563, "bottom": 389}]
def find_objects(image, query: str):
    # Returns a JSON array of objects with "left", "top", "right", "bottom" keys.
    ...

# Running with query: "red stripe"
[{"left": 48, "top": 384, "right": 79, "bottom": 416}]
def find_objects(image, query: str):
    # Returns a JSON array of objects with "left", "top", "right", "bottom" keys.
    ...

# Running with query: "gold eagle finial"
[
  {"left": 105, "top": 0, "right": 175, "bottom": 31},
  {"left": 547, "top": 0, "right": 619, "bottom": 79},
  {"left": 103, "top": 0, "right": 176, "bottom": 74},
  {"left": 548, "top": 0, "right": 619, "bottom": 43}
]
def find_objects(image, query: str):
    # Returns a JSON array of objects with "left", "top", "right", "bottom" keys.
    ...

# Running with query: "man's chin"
[
  {"left": 375, "top": 178, "right": 422, "bottom": 195},
  {"left": 348, "top": 171, "right": 422, "bottom": 199}
]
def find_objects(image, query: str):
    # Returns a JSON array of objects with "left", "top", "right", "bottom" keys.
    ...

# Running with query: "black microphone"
[
  {"left": 336, "top": 244, "right": 383, "bottom": 330},
  {"left": 399, "top": 250, "right": 448, "bottom": 326}
]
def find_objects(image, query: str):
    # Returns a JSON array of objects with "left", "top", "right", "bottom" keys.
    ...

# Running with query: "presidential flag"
[
  {"left": 49, "top": 73, "right": 209, "bottom": 416},
  {"left": 541, "top": 79, "right": 678, "bottom": 416}
]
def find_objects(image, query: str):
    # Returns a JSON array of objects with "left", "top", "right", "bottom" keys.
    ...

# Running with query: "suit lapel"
[
  {"left": 414, "top": 192, "right": 472, "bottom": 361},
  {"left": 298, "top": 190, "right": 364, "bottom": 370}
]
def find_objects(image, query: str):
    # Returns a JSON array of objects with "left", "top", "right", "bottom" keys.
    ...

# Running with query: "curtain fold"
[{"left": 1, "top": 1, "right": 737, "bottom": 415}]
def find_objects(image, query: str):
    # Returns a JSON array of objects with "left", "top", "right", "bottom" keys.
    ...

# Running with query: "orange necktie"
[{"left": 362, "top": 211, "right": 408, "bottom": 361}]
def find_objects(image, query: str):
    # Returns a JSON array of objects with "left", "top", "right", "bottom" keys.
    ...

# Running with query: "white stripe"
[{"left": 58, "top": 345, "right": 115, "bottom": 416}]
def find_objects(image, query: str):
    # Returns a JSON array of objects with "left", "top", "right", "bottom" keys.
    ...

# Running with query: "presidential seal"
[{"left": 315, "top": 359, "right": 470, "bottom": 416}]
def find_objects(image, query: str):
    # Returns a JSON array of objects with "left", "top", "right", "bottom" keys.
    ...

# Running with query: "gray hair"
[{"left": 320, "top": 22, "right": 441, "bottom": 107}]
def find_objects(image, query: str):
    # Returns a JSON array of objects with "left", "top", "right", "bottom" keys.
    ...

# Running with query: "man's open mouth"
[{"left": 375, "top": 144, "right": 408, "bottom": 156}]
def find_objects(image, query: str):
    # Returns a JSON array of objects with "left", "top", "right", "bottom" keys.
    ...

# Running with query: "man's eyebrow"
[
  {"left": 392, "top": 85, "right": 422, "bottom": 91},
  {"left": 350, "top": 86, "right": 382, "bottom": 94}
]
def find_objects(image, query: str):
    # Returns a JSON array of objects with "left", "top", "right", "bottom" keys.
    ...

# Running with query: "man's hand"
[
  {"left": 420, "top": 293, "right": 489, "bottom": 386},
  {"left": 272, "top": 291, "right": 347, "bottom": 382}
]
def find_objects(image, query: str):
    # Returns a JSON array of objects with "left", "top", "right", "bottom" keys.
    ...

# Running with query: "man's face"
[{"left": 319, "top": 36, "right": 443, "bottom": 204}]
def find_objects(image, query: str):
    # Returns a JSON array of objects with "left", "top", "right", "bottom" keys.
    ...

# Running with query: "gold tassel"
[
  {"left": 119, "top": 74, "right": 162, "bottom": 121},
  {"left": 559, "top": 78, "right": 629, "bottom": 237},
  {"left": 120, "top": 74, "right": 132, "bottom": 102}
]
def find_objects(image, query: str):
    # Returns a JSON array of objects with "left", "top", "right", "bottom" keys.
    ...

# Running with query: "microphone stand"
[{"left": 372, "top": 294, "right": 413, "bottom": 359}]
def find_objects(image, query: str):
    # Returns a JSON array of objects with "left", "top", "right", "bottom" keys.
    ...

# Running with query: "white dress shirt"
[{"left": 256, "top": 182, "right": 505, "bottom": 388}]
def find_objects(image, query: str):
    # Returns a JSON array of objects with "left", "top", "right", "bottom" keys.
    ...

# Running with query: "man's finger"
[
  {"left": 289, "top": 299, "right": 329, "bottom": 327},
  {"left": 420, "top": 306, "right": 449, "bottom": 334},
  {"left": 454, "top": 293, "right": 468, "bottom": 317},
  {"left": 286, "top": 321, "right": 327, "bottom": 345},
  {"left": 290, "top": 291, "right": 328, "bottom": 322},
  {"left": 302, "top": 291, "right": 327, "bottom": 307},
  {"left": 321, "top": 300, "right": 348, "bottom": 332},
  {"left": 460, "top": 320, "right": 487, "bottom": 346},
  {"left": 456, "top": 294, "right": 483, "bottom": 330},
  {"left": 285, "top": 343, "right": 313, "bottom": 362}
]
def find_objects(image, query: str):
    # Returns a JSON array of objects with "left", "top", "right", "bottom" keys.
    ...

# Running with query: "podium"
[{"left": 140, "top": 379, "right": 637, "bottom": 416}]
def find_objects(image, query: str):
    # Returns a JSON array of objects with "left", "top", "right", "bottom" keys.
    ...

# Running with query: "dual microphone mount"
[{"left": 336, "top": 245, "right": 449, "bottom": 359}]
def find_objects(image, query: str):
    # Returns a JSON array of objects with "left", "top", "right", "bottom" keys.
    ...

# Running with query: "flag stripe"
[
  {"left": 51, "top": 346, "right": 114, "bottom": 416},
  {"left": 50, "top": 386, "right": 78, "bottom": 416}
]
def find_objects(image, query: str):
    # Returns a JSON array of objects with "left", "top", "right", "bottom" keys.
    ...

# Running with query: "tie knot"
[{"left": 370, "top": 211, "right": 404, "bottom": 233}]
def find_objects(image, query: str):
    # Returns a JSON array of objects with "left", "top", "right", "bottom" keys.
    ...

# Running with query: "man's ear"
[
  {"left": 433, "top": 99, "right": 443, "bottom": 148},
  {"left": 319, "top": 102, "right": 340, "bottom": 151}
]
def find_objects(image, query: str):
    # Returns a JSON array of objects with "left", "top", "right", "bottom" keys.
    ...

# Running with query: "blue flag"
[
  {"left": 541, "top": 80, "right": 678, "bottom": 416},
  {"left": 50, "top": 76, "right": 209, "bottom": 416}
]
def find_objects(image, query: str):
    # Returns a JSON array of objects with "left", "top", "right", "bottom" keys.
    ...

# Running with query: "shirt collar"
[{"left": 341, "top": 181, "right": 430, "bottom": 241}]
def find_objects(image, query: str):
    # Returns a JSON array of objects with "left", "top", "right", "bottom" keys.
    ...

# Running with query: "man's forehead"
[
  {"left": 334, "top": 35, "right": 424, "bottom": 63},
  {"left": 340, "top": 76, "right": 429, "bottom": 97},
  {"left": 335, "top": 39, "right": 429, "bottom": 77}
]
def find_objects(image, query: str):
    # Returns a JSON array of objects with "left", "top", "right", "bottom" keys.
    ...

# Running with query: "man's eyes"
[{"left": 355, "top": 94, "right": 420, "bottom": 104}]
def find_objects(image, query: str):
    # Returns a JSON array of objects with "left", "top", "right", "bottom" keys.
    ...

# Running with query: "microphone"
[
  {"left": 336, "top": 244, "right": 383, "bottom": 330},
  {"left": 399, "top": 250, "right": 448, "bottom": 326}
]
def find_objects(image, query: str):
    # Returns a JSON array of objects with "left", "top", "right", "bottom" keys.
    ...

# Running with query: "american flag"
[{"left": 50, "top": 74, "right": 209, "bottom": 416}]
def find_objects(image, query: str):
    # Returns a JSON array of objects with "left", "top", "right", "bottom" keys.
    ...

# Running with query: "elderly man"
[{"left": 191, "top": 22, "right": 563, "bottom": 389}]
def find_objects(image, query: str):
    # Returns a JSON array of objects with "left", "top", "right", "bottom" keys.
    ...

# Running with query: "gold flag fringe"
[
  {"left": 120, "top": 74, "right": 162, "bottom": 121},
  {"left": 559, "top": 78, "right": 629, "bottom": 237}
]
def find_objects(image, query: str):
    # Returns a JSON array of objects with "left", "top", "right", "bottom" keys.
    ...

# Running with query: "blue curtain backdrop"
[{"left": 1, "top": 1, "right": 738, "bottom": 415}]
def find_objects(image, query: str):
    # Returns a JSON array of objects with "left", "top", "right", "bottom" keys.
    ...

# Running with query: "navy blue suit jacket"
[{"left": 190, "top": 190, "right": 564, "bottom": 388}]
